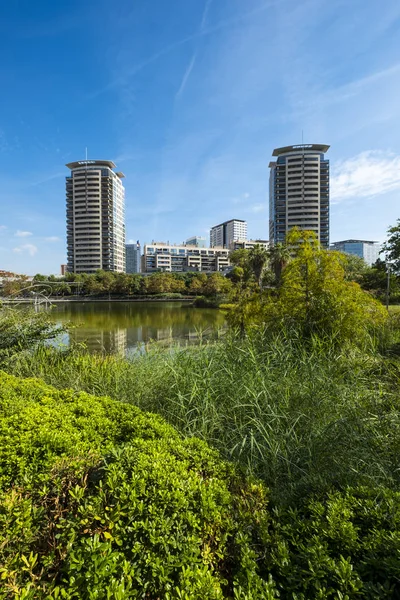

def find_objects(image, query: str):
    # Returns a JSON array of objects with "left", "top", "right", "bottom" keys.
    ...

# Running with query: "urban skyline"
[{"left": 1, "top": 1, "right": 400, "bottom": 274}]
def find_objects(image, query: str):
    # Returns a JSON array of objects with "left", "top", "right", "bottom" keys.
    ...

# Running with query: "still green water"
[{"left": 46, "top": 301, "right": 225, "bottom": 355}]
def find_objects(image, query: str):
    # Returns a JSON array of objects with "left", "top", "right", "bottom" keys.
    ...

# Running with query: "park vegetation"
[{"left": 2, "top": 225, "right": 400, "bottom": 597}]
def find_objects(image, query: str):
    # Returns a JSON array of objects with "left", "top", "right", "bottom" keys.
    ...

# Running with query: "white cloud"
[
  {"left": 251, "top": 204, "right": 265, "bottom": 213},
  {"left": 0, "top": 225, "right": 6, "bottom": 231},
  {"left": 331, "top": 150, "right": 400, "bottom": 203},
  {"left": 13, "top": 244, "right": 38, "bottom": 256},
  {"left": 15, "top": 230, "right": 33, "bottom": 237},
  {"left": 45, "top": 236, "right": 60, "bottom": 242}
]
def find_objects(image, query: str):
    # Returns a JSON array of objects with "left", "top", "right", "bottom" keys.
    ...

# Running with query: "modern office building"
[
  {"left": 66, "top": 160, "right": 126, "bottom": 274},
  {"left": 126, "top": 241, "right": 141, "bottom": 273},
  {"left": 210, "top": 219, "right": 247, "bottom": 248},
  {"left": 230, "top": 239, "right": 269, "bottom": 251},
  {"left": 142, "top": 242, "right": 230, "bottom": 273},
  {"left": 269, "top": 144, "right": 330, "bottom": 248},
  {"left": 330, "top": 240, "right": 380, "bottom": 266},
  {"left": 186, "top": 236, "right": 207, "bottom": 248}
]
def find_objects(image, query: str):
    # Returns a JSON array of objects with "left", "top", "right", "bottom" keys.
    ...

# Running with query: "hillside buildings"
[
  {"left": 269, "top": 144, "right": 330, "bottom": 248},
  {"left": 210, "top": 219, "right": 247, "bottom": 249},
  {"left": 66, "top": 160, "right": 126, "bottom": 274},
  {"left": 126, "top": 241, "right": 141, "bottom": 273},
  {"left": 330, "top": 239, "right": 380, "bottom": 266},
  {"left": 142, "top": 242, "right": 230, "bottom": 273}
]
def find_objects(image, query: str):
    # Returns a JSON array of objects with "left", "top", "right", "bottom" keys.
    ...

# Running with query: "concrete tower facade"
[
  {"left": 269, "top": 144, "right": 330, "bottom": 248},
  {"left": 66, "top": 160, "right": 125, "bottom": 274}
]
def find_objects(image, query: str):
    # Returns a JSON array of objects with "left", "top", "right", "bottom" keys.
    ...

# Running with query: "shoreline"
[{"left": 1, "top": 296, "right": 196, "bottom": 304}]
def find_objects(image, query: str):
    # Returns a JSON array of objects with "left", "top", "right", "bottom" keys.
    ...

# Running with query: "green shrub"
[
  {"left": 1, "top": 372, "right": 400, "bottom": 598},
  {"left": 0, "top": 371, "right": 276, "bottom": 599}
]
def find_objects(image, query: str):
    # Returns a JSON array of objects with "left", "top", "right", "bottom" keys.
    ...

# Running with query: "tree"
[
  {"left": 381, "top": 219, "right": 400, "bottom": 273},
  {"left": 229, "top": 249, "right": 253, "bottom": 283},
  {"left": 204, "top": 273, "right": 232, "bottom": 296},
  {"left": 248, "top": 244, "right": 269, "bottom": 289},
  {"left": 189, "top": 273, "right": 207, "bottom": 295},
  {"left": 269, "top": 242, "right": 291, "bottom": 285},
  {"left": 225, "top": 229, "right": 387, "bottom": 346},
  {"left": 340, "top": 253, "right": 368, "bottom": 283}
]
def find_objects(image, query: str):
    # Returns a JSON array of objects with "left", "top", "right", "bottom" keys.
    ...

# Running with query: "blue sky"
[{"left": 1, "top": 0, "right": 400, "bottom": 274}]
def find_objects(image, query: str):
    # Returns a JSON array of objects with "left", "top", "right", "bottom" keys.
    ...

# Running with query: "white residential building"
[
  {"left": 142, "top": 242, "right": 230, "bottom": 273},
  {"left": 66, "top": 160, "right": 125, "bottom": 274},
  {"left": 210, "top": 219, "right": 247, "bottom": 248},
  {"left": 269, "top": 144, "right": 330, "bottom": 248},
  {"left": 230, "top": 239, "right": 269, "bottom": 251}
]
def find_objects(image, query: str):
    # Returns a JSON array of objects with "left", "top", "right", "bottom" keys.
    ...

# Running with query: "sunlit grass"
[{"left": 8, "top": 327, "right": 400, "bottom": 505}]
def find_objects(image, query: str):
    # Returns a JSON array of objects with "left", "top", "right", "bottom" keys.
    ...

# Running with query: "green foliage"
[
  {"left": 341, "top": 252, "right": 368, "bottom": 282},
  {"left": 9, "top": 327, "right": 400, "bottom": 506},
  {"left": 1, "top": 271, "right": 230, "bottom": 299},
  {"left": 0, "top": 306, "right": 64, "bottom": 366},
  {"left": 226, "top": 229, "right": 387, "bottom": 346},
  {"left": 0, "top": 371, "right": 278, "bottom": 598},
  {"left": 381, "top": 218, "right": 400, "bottom": 273},
  {"left": 1, "top": 371, "right": 400, "bottom": 597},
  {"left": 248, "top": 245, "right": 269, "bottom": 289}
]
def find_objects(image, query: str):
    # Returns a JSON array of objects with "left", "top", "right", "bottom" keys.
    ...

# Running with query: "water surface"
[{"left": 45, "top": 301, "right": 225, "bottom": 355}]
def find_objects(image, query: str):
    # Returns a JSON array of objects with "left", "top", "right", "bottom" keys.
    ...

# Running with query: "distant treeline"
[{"left": 1, "top": 270, "right": 233, "bottom": 298}]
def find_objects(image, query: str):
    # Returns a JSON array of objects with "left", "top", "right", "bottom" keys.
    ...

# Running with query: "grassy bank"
[{"left": 7, "top": 327, "right": 400, "bottom": 505}]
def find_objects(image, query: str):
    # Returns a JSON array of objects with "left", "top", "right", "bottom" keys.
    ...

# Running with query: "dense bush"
[
  {"left": 1, "top": 371, "right": 400, "bottom": 598},
  {"left": 0, "top": 371, "right": 276, "bottom": 598}
]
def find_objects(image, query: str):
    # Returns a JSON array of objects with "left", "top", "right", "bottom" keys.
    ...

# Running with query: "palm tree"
[
  {"left": 270, "top": 242, "right": 291, "bottom": 285},
  {"left": 248, "top": 244, "right": 269, "bottom": 290}
]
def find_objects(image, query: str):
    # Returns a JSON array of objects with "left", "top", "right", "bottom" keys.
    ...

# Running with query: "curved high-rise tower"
[
  {"left": 66, "top": 160, "right": 125, "bottom": 274},
  {"left": 269, "top": 144, "right": 330, "bottom": 248}
]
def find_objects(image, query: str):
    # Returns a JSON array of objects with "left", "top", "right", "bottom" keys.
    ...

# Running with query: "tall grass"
[{"left": 7, "top": 327, "right": 400, "bottom": 504}]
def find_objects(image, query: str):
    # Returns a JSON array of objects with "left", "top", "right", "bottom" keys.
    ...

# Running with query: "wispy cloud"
[
  {"left": 15, "top": 230, "right": 33, "bottom": 237},
  {"left": 251, "top": 203, "right": 265, "bottom": 213},
  {"left": 44, "top": 236, "right": 60, "bottom": 242},
  {"left": 331, "top": 150, "right": 400, "bottom": 202},
  {"left": 90, "top": 0, "right": 283, "bottom": 100},
  {"left": 200, "top": 0, "right": 213, "bottom": 31},
  {"left": 30, "top": 172, "right": 64, "bottom": 187},
  {"left": 176, "top": 53, "right": 197, "bottom": 98},
  {"left": 13, "top": 243, "right": 38, "bottom": 256},
  {"left": 0, "top": 225, "right": 7, "bottom": 231}
]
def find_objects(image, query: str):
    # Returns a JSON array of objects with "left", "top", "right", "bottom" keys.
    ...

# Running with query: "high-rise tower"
[
  {"left": 66, "top": 160, "right": 125, "bottom": 274},
  {"left": 210, "top": 219, "right": 247, "bottom": 248},
  {"left": 269, "top": 144, "right": 330, "bottom": 247}
]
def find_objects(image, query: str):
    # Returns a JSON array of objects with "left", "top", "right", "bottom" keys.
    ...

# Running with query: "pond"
[{"left": 44, "top": 301, "right": 226, "bottom": 355}]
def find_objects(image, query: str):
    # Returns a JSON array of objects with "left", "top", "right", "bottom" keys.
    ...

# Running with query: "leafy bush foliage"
[
  {"left": 0, "top": 371, "right": 276, "bottom": 598},
  {"left": 0, "top": 306, "right": 64, "bottom": 366},
  {"left": 225, "top": 230, "right": 387, "bottom": 346},
  {"left": 1, "top": 371, "right": 400, "bottom": 598}
]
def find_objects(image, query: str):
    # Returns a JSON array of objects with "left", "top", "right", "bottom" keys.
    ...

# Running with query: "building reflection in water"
[
  {"left": 70, "top": 327, "right": 128, "bottom": 355},
  {"left": 48, "top": 301, "right": 226, "bottom": 356}
]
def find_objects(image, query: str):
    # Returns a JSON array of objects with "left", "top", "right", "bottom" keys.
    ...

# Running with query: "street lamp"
[{"left": 386, "top": 262, "right": 393, "bottom": 311}]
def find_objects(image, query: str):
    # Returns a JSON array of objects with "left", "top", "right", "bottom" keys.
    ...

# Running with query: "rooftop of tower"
[{"left": 272, "top": 144, "right": 330, "bottom": 156}]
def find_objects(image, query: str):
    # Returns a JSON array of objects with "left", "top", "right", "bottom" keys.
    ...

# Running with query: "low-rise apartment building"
[
  {"left": 142, "top": 242, "right": 230, "bottom": 273},
  {"left": 230, "top": 239, "right": 270, "bottom": 251}
]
